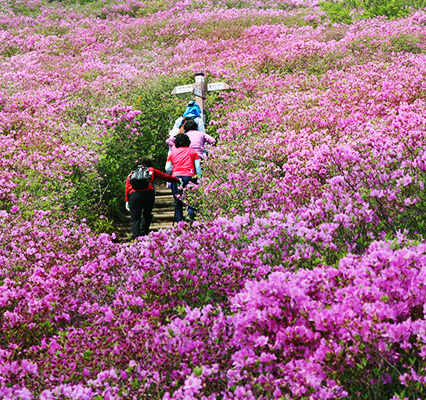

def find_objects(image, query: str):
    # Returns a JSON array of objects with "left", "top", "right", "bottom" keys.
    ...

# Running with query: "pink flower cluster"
[
  {"left": 1, "top": 0, "right": 426, "bottom": 399},
  {"left": 3, "top": 224, "right": 425, "bottom": 398}
]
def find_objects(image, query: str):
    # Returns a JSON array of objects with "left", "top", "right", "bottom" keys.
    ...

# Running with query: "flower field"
[{"left": 1, "top": 0, "right": 426, "bottom": 398}]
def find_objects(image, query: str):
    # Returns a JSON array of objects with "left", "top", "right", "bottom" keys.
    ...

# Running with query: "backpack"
[
  {"left": 182, "top": 101, "right": 201, "bottom": 118},
  {"left": 129, "top": 166, "right": 152, "bottom": 190}
]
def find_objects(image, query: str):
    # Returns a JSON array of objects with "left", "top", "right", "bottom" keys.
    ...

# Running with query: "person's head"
[
  {"left": 183, "top": 119, "right": 198, "bottom": 132},
  {"left": 136, "top": 157, "right": 152, "bottom": 168},
  {"left": 175, "top": 133, "right": 190, "bottom": 148}
]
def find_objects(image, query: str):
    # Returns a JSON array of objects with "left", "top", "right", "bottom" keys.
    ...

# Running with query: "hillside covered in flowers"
[{"left": 1, "top": 0, "right": 426, "bottom": 398}]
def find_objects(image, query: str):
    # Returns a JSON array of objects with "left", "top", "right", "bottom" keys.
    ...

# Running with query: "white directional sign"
[
  {"left": 193, "top": 87, "right": 205, "bottom": 98},
  {"left": 207, "top": 82, "right": 230, "bottom": 92},
  {"left": 171, "top": 84, "right": 194, "bottom": 95}
]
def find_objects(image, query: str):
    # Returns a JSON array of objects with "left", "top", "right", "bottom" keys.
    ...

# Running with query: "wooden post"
[{"left": 194, "top": 73, "right": 207, "bottom": 123}]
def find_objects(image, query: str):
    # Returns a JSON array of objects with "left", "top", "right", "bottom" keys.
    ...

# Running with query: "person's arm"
[
  {"left": 166, "top": 137, "right": 176, "bottom": 147},
  {"left": 196, "top": 117, "right": 205, "bottom": 133},
  {"left": 194, "top": 159, "right": 202, "bottom": 178},
  {"left": 168, "top": 117, "right": 182, "bottom": 139},
  {"left": 204, "top": 133, "right": 216, "bottom": 146},
  {"left": 168, "top": 127, "right": 179, "bottom": 139},
  {"left": 125, "top": 176, "right": 132, "bottom": 202},
  {"left": 154, "top": 169, "right": 180, "bottom": 183},
  {"left": 125, "top": 176, "right": 132, "bottom": 211},
  {"left": 165, "top": 151, "right": 173, "bottom": 172},
  {"left": 190, "top": 149, "right": 202, "bottom": 177},
  {"left": 172, "top": 117, "right": 182, "bottom": 131}
]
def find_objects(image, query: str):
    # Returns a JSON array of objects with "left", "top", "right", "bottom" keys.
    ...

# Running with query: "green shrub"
[
  {"left": 320, "top": 0, "right": 426, "bottom": 22},
  {"left": 62, "top": 166, "right": 114, "bottom": 233},
  {"left": 319, "top": 1, "right": 353, "bottom": 24},
  {"left": 361, "top": 0, "right": 413, "bottom": 19}
]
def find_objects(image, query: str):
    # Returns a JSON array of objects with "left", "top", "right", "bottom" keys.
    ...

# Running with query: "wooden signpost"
[{"left": 171, "top": 73, "right": 230, "bottom": 122}]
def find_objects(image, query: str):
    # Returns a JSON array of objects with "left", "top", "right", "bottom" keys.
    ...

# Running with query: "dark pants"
[
  {"left": 128, "top": 190, "right": 155, "bottom": 238},
  {"left": 172, "top": 176, "right": 197, "bottom": 222}
]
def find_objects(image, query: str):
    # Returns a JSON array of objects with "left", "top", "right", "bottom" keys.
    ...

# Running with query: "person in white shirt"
[{"left": 168, "top": 101, "right": 205, "bottom": 141}]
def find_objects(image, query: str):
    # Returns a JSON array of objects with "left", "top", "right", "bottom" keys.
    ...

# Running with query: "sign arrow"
[
  {"left": 207, "top": 82, "right": 230, "bottom": 92},
  {"left": 171, "top": 84, "right": 195, "bottom": 95}
]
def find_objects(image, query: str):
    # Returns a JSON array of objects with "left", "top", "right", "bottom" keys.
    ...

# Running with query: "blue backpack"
[
  {"left": 178, "top": 101, "right": 202, "bottom": 130},
  {"left": 182, "top": 101, "right": 201, "bottom": 118}
]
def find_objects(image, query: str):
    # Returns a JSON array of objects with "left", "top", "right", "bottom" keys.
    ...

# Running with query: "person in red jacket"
[{"left": 125, "top": 157, "right": 179, "bottom": 239}]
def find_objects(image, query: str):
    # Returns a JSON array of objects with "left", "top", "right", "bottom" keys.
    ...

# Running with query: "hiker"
[
  {"left": 125, "top": 157, "right": 180, "bottom": 239},
  {"left": 165, "top": 133, "right": 201, "bottom": 222},
  {"left": 166, "top": 119, "right": 216, "bottom": 159},
  {"left": 168, "top": 101, "right": 205, "bottom": 141}
]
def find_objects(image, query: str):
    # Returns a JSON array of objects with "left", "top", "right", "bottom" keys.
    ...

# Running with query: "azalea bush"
[{"left": 2, "top": 0, "right": 426, "bottom": 399}]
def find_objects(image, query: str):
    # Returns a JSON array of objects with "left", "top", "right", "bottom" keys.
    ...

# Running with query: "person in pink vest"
[
  {"left": 165, "top": 133, "right": 202, "bottom": 222},
  {"left": 166, "top": 119, "right": 216, "bottom": 159}
]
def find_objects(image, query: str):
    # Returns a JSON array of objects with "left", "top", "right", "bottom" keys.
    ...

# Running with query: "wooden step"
[
  {"left": 152, "top": 210, "right": 175, "bottom": 221},
  {"left": 150, "top": 221, "right": 175, "bottom": 230},
  {"left": 154, "top": 195, "right": 174, "bottom": 208},
  {"left": 154, "top": 182, "right": 173, "bottom": 196},
  {"left": 156, "top": 189, "right": 173, "bottom": 196},
  {"left": 119, "top": 210, "right": 175, "bottom": 222}
]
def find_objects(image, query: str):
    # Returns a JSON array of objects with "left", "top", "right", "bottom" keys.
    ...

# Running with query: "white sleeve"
[
  {"left": 174, "top": 117, "right": 183, "bottom": 129},
  {"left": 195, "top": 117, "right": 205, "bottom": 133},
  {"left": 168, "top": 126, "right": 180, "bottom": 138},
  {"left": 169, "top": 117, "right": 183, "bottom": 138}
]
